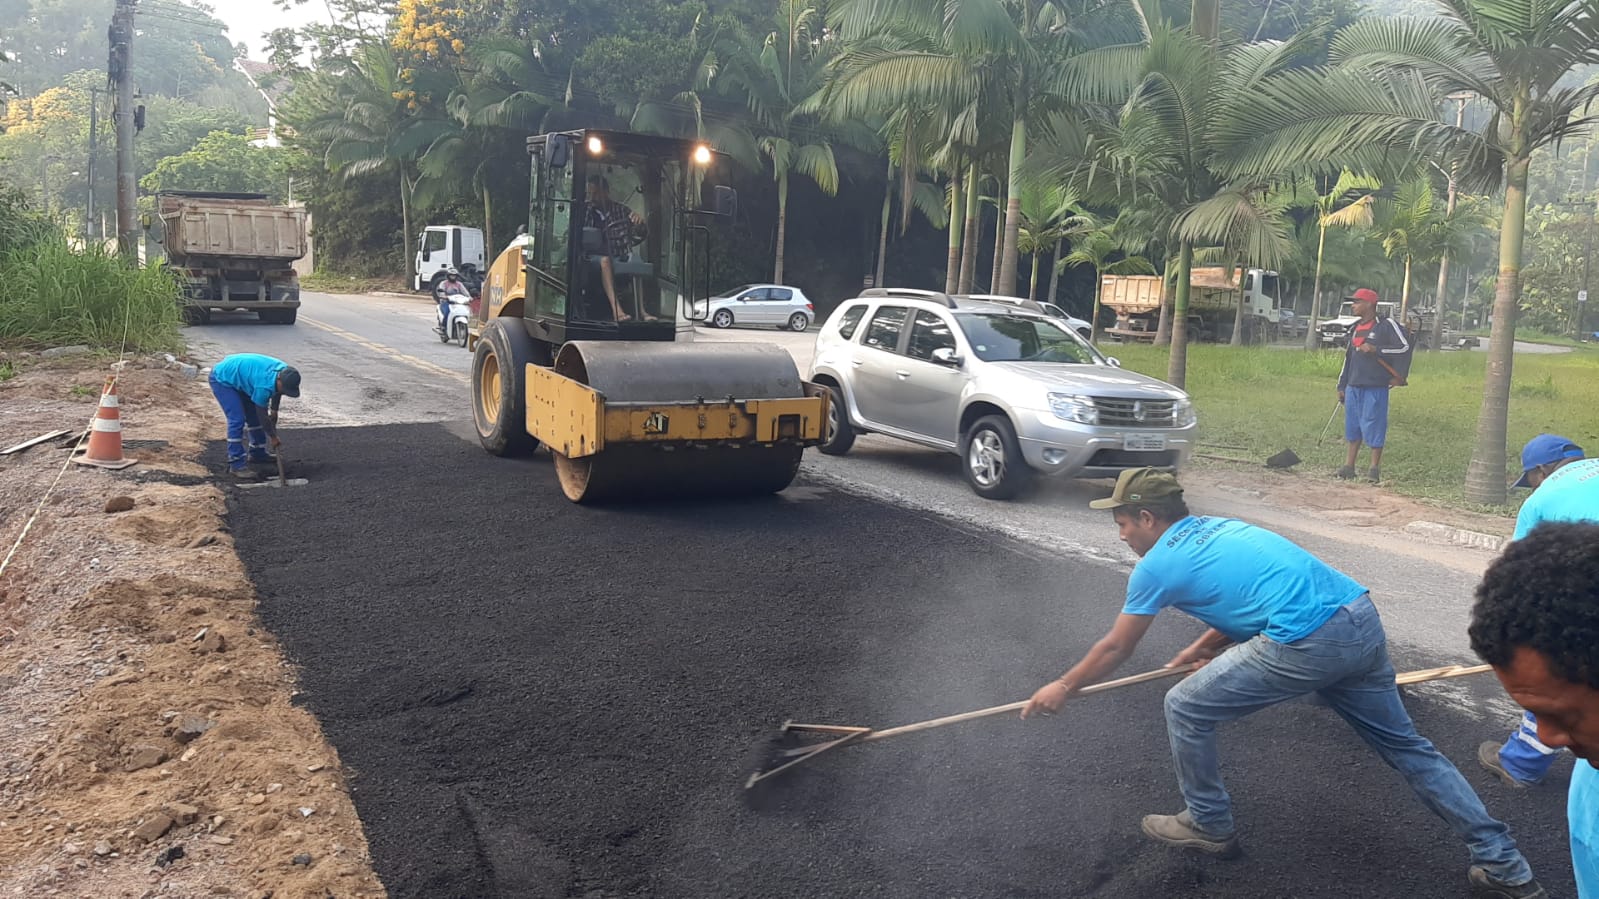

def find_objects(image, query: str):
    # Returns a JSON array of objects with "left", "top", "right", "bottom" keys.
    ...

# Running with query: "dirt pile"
[{"left": 0, "top": 358, "right": 384, "bottom": 898}]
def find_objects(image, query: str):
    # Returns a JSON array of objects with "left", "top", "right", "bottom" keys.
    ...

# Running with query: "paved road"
[
  {"left": 200, "top": 291, "right": 1577, "bottom": 896},
  {"left": 189, "top": 292, "right": 1513, "bottom": 675},
  {"left": 227, "top": 425, "right": 1573, "bottom": 899}
]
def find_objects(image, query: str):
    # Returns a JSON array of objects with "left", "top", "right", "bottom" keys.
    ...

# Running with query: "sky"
[{"left": 211, "top": 3, "right": 332, "bottom": 57}]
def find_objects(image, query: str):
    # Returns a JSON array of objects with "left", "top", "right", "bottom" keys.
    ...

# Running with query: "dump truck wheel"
[{"left": 472, "top": 320, "right": 539, "bottom": 457}]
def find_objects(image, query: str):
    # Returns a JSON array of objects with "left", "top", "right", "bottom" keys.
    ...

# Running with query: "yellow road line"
[{"left": 302, "top": 315, "right": 469, "bottom": 383}]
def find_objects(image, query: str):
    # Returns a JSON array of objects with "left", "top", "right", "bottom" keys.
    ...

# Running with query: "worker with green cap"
[{"left": 1021, "top": 467, "right": 1544, "bottom": 898}]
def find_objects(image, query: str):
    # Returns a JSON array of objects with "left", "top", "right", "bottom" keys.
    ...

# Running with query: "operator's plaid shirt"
[{"left": 587, "top": 200, "right": 642, "bottom": 258}]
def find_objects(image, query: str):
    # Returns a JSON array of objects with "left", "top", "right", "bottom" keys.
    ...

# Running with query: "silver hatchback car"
[{"left": 809, "top": 289, "right": 1197, "bottom": 499}]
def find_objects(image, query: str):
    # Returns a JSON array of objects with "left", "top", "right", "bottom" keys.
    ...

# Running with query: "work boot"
[
  {"left": 1468, "top": 867, "right": 1546, "bottom": 898},
  {"left": 1335, "top": 465, "right": 1356, "bottom": 479},
  {"left": 1477, "top": 741, "right": 1530, "bottom": 789},
  {"left": 229, "top": 466, "right": 258, "bottom": 482},
  {"left": 1367, "top": 466, "right": 1381, "bottom": 483},
  {"left": 1140, "top": 810, "right": 1241, "bottom": 858}
]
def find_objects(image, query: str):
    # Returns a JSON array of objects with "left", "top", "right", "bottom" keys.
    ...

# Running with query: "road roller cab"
[{"left": 470, "top": 129, "right": 830, "bottom": 503}]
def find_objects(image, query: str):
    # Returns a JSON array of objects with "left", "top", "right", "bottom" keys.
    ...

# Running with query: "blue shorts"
[{"left": 1343, "top": 386, "right": 1389, "bottom": 448}]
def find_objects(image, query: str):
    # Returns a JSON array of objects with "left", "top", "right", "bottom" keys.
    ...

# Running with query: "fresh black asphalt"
[{"left": 225, "top": 424, "right": 1575, "bottom": 898}]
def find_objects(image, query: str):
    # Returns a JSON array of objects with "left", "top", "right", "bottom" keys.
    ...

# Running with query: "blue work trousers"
[
  {"left": 1496, "top": 711, "right": 1564, "bottom": 784},
  {"left": 209, "top": 374, "right": 270, "bottom": 469},
  {"left": 1163, "top": 594, "right": 1534, "bottom": 886}
]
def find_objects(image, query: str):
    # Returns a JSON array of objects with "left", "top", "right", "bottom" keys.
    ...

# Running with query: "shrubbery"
[{"left": 0, "top": 181, "right": 184, "bottom": 353}]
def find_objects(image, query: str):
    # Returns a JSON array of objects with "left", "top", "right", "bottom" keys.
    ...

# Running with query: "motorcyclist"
[{"left": 437, "top": 269, "right": 469, "bottom": 334}]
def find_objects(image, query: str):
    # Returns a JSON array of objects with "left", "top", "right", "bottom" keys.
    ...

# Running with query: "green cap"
[{"left": 1089, "top": 467, "right": 1184, "bottom": 510}]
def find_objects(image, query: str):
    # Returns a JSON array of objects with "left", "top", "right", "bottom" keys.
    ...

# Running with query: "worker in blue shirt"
[
  {"left": 208, "top": 353, "right": 301, "bottom": 480},
  {"left": 1472, "top": 522, "right": 1599, "bottom": 898},
  {"left": 1479, "top": 434, "right": 1598, "bottom": 788},
  {"left": 1022, "top": 468, "right": 1543, "bottom": 898}
]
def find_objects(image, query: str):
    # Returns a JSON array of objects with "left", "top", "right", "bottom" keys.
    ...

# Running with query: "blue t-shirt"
[
  {"left": 1513, "top": 458, "right": 1599, "bottom": 540},
  {"left": 1122, "top": 516, "right": 1369, "bottom": 644},
  {"left": 1572, "top": 761, "right": 1598, "bottom": 899},
  {"left": 210, "top": 353, "right": 286, "bottom": 409}
]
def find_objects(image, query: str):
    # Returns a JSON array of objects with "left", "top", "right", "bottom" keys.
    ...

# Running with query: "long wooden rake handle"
[
  {"left": 1395, "top": 663, "right": 1492, "bottom": 685},
  {"left": 863, "top": 664, "right": 1196, "bottom": 742}
]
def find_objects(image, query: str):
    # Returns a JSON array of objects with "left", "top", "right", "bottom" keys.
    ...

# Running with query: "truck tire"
[
  {"left": 472, "top": 319, "right": 540, "bottom": 457},
  {"left": 181, "top": 306, "right": 210, "bottom": 326},
  {"left": 259, "top": 308, "right": 298, "bottom": 325}
]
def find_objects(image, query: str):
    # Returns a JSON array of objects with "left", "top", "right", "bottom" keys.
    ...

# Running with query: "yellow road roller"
[{"left": 469, "top": 129, "right": 829, "bottom": 503}]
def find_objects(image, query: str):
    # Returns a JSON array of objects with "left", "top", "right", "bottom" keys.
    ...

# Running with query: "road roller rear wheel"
[{"left": 472, "top": 319, "right": 540, "bottom": 456}]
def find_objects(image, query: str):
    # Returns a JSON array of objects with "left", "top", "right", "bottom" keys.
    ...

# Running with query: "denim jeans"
[{"left": 1163, "top": 594, "right": 1534, "bottom": 886}]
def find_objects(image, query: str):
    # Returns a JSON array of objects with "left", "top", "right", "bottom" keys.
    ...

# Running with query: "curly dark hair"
[{"left": 1469, "top": 521, "right": 1599, "bottom": 690}]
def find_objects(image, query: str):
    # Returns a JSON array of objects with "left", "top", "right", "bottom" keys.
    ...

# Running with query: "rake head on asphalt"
[{"left": 742, "top": 661, "right": 1496, "bottom": 804}]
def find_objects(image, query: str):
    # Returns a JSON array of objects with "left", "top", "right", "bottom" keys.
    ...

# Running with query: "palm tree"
[
  {"left": 1376, "top": 178, "right": 1444, "bottom": 319},
  {"left": 1212, "top": 0, "right": 1599, "bottom": 503},
  {"left": 1063, "top": 216, "right": 1156, "bottom": 342},
  {"left": 723, "top": 31, "right": 843, "bottom": 285},
  {"left": 1014, "top": 182, "right": 1094, "bottom": 301},
  {"left": 303, "top": 42, "right": 445, "bottom": 286},
  {"left": 823, "top": 0, "right": 1149, "bottom": 298},
  {"left": 1294, "top": 170, "right": 1380, "bottom": 348},
  {"left": 1043, "top": 25, "right": 1313, "bottom": 387}
]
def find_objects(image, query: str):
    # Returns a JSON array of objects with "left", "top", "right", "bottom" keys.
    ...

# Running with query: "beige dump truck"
[{"left": 152, "top": 191, "right": 307, "bottom": 325}]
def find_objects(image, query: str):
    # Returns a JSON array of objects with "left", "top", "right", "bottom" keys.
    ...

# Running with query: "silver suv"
[{"left": 809, "top": 289, "right": 1197, "bottom": 499}]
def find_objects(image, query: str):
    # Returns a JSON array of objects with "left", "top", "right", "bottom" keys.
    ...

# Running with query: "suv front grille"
[{"left": 1094, "top": 397, "right": 1177, "bottom": 428}]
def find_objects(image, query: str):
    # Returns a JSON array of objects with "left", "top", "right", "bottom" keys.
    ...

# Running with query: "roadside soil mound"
[{"left": 0, "top": 357, "right": 384, "bottom": 899}]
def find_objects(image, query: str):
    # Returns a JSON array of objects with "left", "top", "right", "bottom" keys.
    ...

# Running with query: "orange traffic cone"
[{"left": 73, "top": 375, "right": 138, "bottom": 470}]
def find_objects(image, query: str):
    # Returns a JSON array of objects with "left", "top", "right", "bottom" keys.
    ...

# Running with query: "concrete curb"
[{"left": 1402, "top": 521, "right": 1506, "bottom": 553}]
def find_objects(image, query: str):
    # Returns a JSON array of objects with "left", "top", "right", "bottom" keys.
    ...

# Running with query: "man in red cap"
[{"left": 1335, "top": 288, "right": 1410, "bottom": 482}]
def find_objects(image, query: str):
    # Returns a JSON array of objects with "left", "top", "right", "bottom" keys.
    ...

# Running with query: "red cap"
[{"left": 1349, "top": 288, "right": 1379, "bottom": 303}]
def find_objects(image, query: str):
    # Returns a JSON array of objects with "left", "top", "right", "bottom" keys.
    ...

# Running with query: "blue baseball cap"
[{"left": 1513, "top": 434, "right": 1584, "bottom": 488}]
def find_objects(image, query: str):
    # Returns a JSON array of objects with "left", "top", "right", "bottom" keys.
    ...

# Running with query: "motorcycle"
[{"left": 435, "top": 288, "right": 473, "bottom": 348}]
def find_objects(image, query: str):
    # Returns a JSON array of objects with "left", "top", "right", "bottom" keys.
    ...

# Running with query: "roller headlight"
[{"left": 1048, "top": 392, "right": 1098, "bottom": 425}]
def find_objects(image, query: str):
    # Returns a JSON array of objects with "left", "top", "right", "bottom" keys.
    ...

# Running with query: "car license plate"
[{"left": 1123, "top": 433, "right": 1167, "bottom": 452}]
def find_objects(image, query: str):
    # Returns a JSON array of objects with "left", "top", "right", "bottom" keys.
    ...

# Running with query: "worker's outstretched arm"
[{"left": 1021, "top": 612, "right": 1155, "bottom": 719}]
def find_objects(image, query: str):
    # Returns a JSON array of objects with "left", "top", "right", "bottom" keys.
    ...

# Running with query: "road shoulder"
[{"left": 0, "top": 356, "right": 384, "bottom": 898}]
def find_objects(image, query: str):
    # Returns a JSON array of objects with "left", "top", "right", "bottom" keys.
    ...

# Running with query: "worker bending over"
[{"left": 1022, "top": 468, "right": 1543, "bottom": 899}]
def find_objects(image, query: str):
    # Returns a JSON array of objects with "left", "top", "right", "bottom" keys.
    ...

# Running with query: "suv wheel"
[
  {"left": 960, "top": 415, "right": 1031, "bottom": 500},
  {"left": 818, "top": 385, "right": 854, "bottom": 455}
]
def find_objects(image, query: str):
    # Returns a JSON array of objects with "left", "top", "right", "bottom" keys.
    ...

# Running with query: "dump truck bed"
[{"left": 160, "top": 198, "right": 307, "bottom": 262}]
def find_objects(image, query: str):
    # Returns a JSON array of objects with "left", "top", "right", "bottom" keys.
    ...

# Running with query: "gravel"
[{"left": 228, "top": 424, "right": 1575, "bottom": 898}]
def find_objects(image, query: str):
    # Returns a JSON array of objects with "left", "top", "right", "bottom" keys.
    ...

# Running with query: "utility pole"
[
  {"left": 87, "top": 87, "right": 102, "bottom": 242},
  {"left": 109, "top": 0, "right": 137, "bottom": 258}
]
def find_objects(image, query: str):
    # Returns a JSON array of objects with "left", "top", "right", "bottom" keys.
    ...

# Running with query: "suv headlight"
[
  {"left": 1048, "top": 392, "right": 1098, "bottom": 425},
  {"left": 1174, "top": 397, "right": 1197, "bottom": 428}
]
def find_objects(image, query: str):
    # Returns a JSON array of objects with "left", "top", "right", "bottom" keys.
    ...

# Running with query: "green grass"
[
  {"left": 301, "top": 271, "right": 409, "bottom": 294},
  {"left": 1105, "top": 343, "right": 1599, "bottom": 511},
  {"left": 0, "top": 238, "right": 184, "bottom": 354}
]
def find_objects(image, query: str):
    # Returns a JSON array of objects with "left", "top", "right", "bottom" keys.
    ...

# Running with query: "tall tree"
[
  {"left": 1293, "top": 169, "right": 1379, "bottom": 348},
  {"left": 1221, "top": 0, "right": 1599, "bottom": 502},
  {"left": 823, "top": 0, "right": 1149, "bottom": 297}
]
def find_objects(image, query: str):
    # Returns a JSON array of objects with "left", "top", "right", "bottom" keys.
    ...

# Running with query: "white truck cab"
[{"left": 414, "top": 225, "right": 486, "bottom": 293}]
